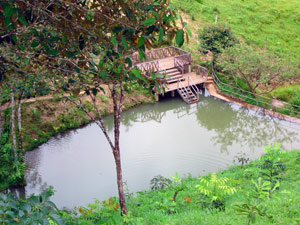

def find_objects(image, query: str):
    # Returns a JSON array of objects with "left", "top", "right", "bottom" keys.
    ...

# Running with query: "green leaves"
[
  {"left": 0, "top": 189, "right": 63, "bottom": 225},
  {"left": 31, "top": 39, "right": 40, "bottom": 48},
  {"left": 196, "top": 173, "right": 237, "bottom": 210},
  {"left": 186, "top": 27, "right": 192, "bottom": 38},
  {"left": 65, "top": 51, "right": 74, "bottom": 58},
  {"left": 18, "top": 15, "right": 28, "bottom": 26},
  {"left": 111, "top": 37, "right": 117, "bottom": 47},
  {"left": 100, "top": 71, "right": 108, "bottom": 80},
  {"left": 141, "top": 18, "right": 156, "bottom": 26},
  {"left": 150, "top": 175, "right": 171, "bottom": 191},
  {"left": 131, "top": 68, "right": 141, "bottom": 79},
  {"left": 4, "top": 4, "right": 13, "bottom": 18},
  {"left": 199, "top": 24, "right": 237, "bottom": 55},
  {"left": 138, "top": 49, "right": 145, "bottom": 61},
  {"left": 121, "top": 36, "right": 128, "bottom": 50},
  {"left": 92, "top": 88, "right": 97, "bottom": 96},
  {"left": 125, "top": 57, "right": 132, "bottom": 68},
  {"left": 138, "top": 37, "right": 144, "bottom": 48},
  {"left": 175, "top": 29, "right": 184, "bottom": 47},
  {"left": 158, "top": 27, "right": 164, "bottom": 42},
  {"left": 44, "top": 44, "right": 59, "bottom": 56}
]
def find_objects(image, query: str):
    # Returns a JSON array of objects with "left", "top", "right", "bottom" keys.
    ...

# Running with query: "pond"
[{"left": 18, "top": 93, "right": 300, "bottom": 209}]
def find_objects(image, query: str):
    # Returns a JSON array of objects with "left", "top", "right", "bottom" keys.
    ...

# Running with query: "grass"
[
  {"left": 171, "top": 0, "right": 300, "bottom": 60},
  {"left": 271, "top": 85, "right": 300, "bottom": 102},
  {"left": 19, "top": 89, "right": 153, "bottom": 152},
  {"left": 64, "top": 147, "right": 300, "bottom": 225}
]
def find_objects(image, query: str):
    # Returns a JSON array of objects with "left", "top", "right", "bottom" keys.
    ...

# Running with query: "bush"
[
  {"left": 199, "top": 24, "right": 238, "bottom": 57},
  {"left": 150, "top": 175, "right": 171, "bottom": 191},
  {"left": 0, "top": 188, "right": 63, "bottom": 225}
]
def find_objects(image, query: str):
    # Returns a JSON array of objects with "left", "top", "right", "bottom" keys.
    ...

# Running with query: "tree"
[
  {"left": 199, "top": 24, "right": 237, "bottom": 66},
  {"left": 217, "top": 45, "right": 298, "bottom": 97},
  {"left": 0, "top": 0, "right": 188, "bottom": 215}
]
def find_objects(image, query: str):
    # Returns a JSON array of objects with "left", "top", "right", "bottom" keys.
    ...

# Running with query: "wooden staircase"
[
  {"left": 206, "top": 76, "right": 214, "bottom": 84},
  {"left": 161, "top": 67, "right": 184, "bottom": 84},
  {"left": 177, "top": 86, "right": 198, "bottom": 104},
  {"left": 177, "top": 76, "right": 200, "bottom": 104}
]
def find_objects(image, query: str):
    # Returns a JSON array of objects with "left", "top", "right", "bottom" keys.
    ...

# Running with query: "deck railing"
[
  {"left": 130, "top": 46, "right": 190, "bottom": 67},
  {"left": 193, "top": 65, "right": 208, "bottom": 80},
  {"left": 134, "top": 60, "right": 160, "bottom": 74},
  {"left": 174, "top": 53, "right": 191, "bottom": 74}
]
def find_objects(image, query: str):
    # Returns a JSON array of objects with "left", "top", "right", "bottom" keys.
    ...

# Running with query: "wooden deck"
[
  {"left": 157, "top": 57, "right": 175, "bottom": 70},
  {"left": 165, "top": 72, "right": 207, "bottom": 93},
  {"left": 131, "top": 46, "right": 209, "bottom": 104}
]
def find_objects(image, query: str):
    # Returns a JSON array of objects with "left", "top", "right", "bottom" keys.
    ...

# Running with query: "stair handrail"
[
  {"left": 188, "top": 76, "right": 200, "bottom": 101},
  {"left": 177, "top": 79, "right": 191, "bottom": 103},
  {"left": 193, "top": 65, "right": 208, "bottom": 81}
]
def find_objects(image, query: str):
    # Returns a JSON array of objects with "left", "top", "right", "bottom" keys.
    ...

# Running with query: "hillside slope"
[{"left": 171, "top": 0, "right": 300, "bottom": 59}]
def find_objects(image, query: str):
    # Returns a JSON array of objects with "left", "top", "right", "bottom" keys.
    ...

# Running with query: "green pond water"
[{"left": 18, "top": 94, "right": 300, "bottom": 208}]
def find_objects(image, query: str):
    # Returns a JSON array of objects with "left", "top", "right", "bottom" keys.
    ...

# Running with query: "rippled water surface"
[{"left": 20, "top": 94, "right": 300, "bottom": 208}]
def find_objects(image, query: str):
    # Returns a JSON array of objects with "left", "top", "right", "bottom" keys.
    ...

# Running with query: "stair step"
[
  {"left": 159, "top": 67, "right": 180, "bottom": 74},
  {"left": 165, "top": 68, "right": 178, "bottom": 72},
  {"left": 177, "top": 85, "right": 199, "bottom": 104},
  {"left": 166, "top": 78, "right": 185, "bottom": 84},
  {"left": 166, "top": 71, "right": 182, "bottom": 76},
  {"left": 166, "top": 74, "right": 183, "bottom": 80}
]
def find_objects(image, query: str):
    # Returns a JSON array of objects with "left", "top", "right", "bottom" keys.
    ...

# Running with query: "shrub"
[
  {"left": 150, "top": 175, "right": 171, "bottom": 191},
  {"left": 0, "top": 188, "right": 63, "bottom": 225},
  {"left": 195, "top": 173, "right": 237, "bottom": 210},
  {"left": 199, "top": 24, "right": 238, "bottom": 60}
]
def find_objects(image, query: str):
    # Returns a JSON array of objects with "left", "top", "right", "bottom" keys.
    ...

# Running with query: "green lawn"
[{"left": 171, "top": 0, "right": 300, "bottom": 59}]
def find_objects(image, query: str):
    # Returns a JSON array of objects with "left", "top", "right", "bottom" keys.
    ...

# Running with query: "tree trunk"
[
  {"left": 58, "top": 80, "right": 128, "bottom": 215},
  {"left": 112, "top": 81, "right": 127, "bottom": 215},
  {"left": 17, "top": 101, "right": 22, "bottom": 150},
  {"left": 212, "top": 54, "right": 217, "bottom": 69},
  {"left": 0, "top": 88, "right": 2, "bottom": 138},
  {"left": 245, "top": 80, "right": 256, "bottom": 98},
  {"left": 113, "top": 145, "right": 127, "bottom": 215},
  {"left": 10, "top": 85, "right": 17, "bottom": 159},
  {"left": 17, "top": 92, "right": 23, "bottom": 151}
]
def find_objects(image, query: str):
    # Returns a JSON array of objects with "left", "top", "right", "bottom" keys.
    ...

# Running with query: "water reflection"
[{"left": 195, "top": 96, "right": 299, "bottom": 152}]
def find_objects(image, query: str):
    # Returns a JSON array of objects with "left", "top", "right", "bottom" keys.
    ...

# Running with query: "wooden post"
[
  {"left": 155, "top": 92, "right": 159, "bottom": 101},
  {"left": 171, "top": 91, "right": 175, "bottom": 97}
]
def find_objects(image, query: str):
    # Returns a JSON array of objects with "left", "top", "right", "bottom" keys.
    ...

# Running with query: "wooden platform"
[
  {"left": 165, "top": 72, "right": 207, "bottom": 93},
  {"left": 158, "top": 57, "right": 175, "bottom": 71}
]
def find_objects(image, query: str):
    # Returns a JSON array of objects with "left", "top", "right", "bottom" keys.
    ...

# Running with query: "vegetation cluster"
[
  {"left": 1, "top": 0, "right": 300, "bottom": 222},
  {"left": 1, "top": 145, "right": 300, "bottom": 224}
]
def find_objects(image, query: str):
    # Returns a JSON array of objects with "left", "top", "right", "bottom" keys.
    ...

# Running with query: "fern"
[{"left": 196, "top": 173, "right": 237, "bottom": 210}]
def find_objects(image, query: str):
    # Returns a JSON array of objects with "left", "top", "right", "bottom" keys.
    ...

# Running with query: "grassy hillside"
[{"left": 171, "top": 0, "right": 300, "bottom": 59}]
